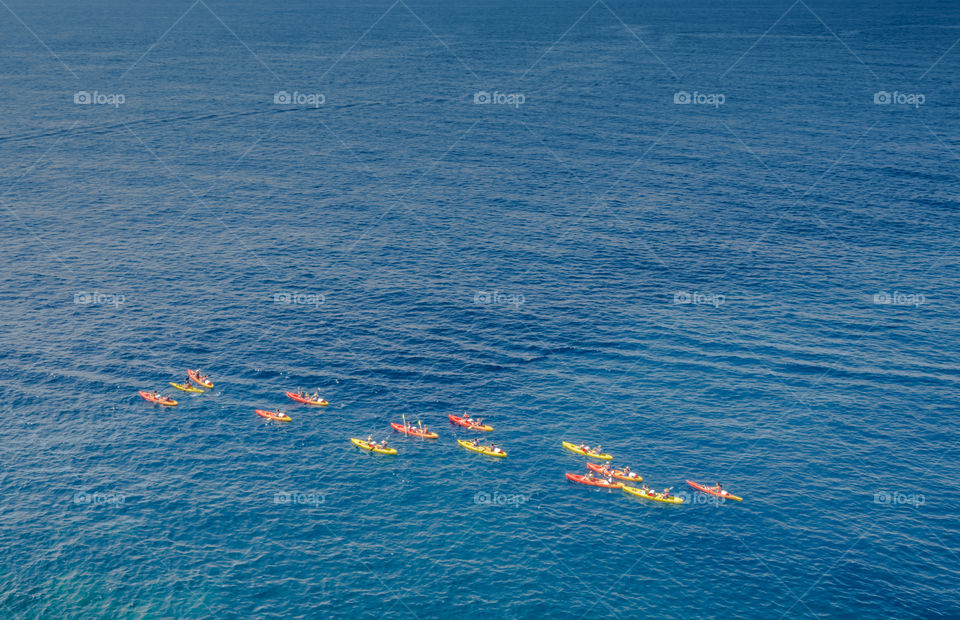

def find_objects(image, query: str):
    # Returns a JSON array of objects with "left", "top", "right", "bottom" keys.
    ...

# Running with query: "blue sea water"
[{"left": 1, "top": 0, "right": 959, "bottom": 617}]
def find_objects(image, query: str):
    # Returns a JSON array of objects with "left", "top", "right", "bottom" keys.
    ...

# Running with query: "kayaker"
[
  {"left": 475, "top": 417, "right": 484, "bottom": 427},
  {"left": 367, "top": 435, "right": 374, "bottom": 444},
  {"left": 472, "top": 438, "right": 480, "bottom": 446},
  {"left": 595, "top": 444, "right": 603, "bottom": 454},
  {"left": 715, "top": 483, "right": 723, "bottom": 492}
]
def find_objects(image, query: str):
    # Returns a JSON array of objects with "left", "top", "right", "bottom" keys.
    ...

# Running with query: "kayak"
[
  {"left": 457, "top": 439, "right": 506, "bottom": 458},
  {"left": 170, "top": 382, "right": 203, "bottom": 394},
  {"left": 138, "top": 391, "right": 177, "bottom": 406},
  {"left": 586, "top": 462, "right": 642, "bottom": 482},
  {"left": 622, "top": 485, "right": 684, "bottom": 504},
  {"left": 286, "top": 391, "right": 328, "bottom": 406},
  {"left": 390, "top": 422, "right": 438, "bottom": 439},
  {"left": 687, "top": 480, "right": 742, "bottom": 502},
  {"left": 562, "top": 441, "right": 612, "bottom": 460},
  {"left": 187, "top": 369, "right": 213, "bottom": 389},
  {"left": 448, "top": 414, "right": 493, "bottom": 432},
  {"left": 256, "top": 409, "right": 291, "bottom": 422},
  {"left": 351, "top": 438, "right": 397, "bottom": 455},
  {"left": 566, "top": 473, "right": 622, "bottom": 488}
]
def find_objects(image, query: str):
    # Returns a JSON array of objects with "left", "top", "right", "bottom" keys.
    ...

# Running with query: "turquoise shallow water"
[{"left": 1, "top": 0, "right": 959, "bottom": 617}]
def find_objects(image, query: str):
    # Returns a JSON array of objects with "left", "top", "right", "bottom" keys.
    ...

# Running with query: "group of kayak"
[
  {"left": 139, "top": 372, "right": 740, "bottom": 502},
  {"left": 256, "top": 389, "right": 330, "bottom": 421},
  {"left": 139, "top": 372, "right": 331, "bottom": 422},
  {"left": 351, "top": 414, "right": 507, "bottom": 457},
  {"left": 562, "top": 441, "right": 743, "bottom": 504},
  {"left": 139, "top": 369, "right": 213, "bottom": 405}
]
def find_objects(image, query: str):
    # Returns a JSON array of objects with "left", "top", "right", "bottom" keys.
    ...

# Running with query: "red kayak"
[
  {"left": 256, "top": 409, "right": 291, "bottom": 422},
  {"left": 286, "top": 391, "right": 328, "bottom": 406},
  {"left": 687, "top": 480, "right": 742, "bottom": 502},
  {"left": 187, "top": 369, "right": 213, "bottom": 389},
  {"left": 390, "top": 422, "right": 439, "bottom": 439},
  {"left": 566, "top": 473, "right": 622, "bottom": 489},
  {"left": 448, "top": 414, "right": 493, "bottom": 432},
  {"left": 586, "top": 462, "right": 642, "bottom": 482},
  {"left": 138, "top": 390, "right": 177, "bottom": 406}
]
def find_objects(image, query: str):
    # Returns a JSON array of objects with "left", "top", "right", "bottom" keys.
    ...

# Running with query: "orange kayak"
[
  {"left": 566, "top": 473, "right": 621, "bottom": 488},
  {"left": 390, "top": 422, "right": 438, "bottom": 439},
  {"left": 187, "top": 369, "right": 213, "bottom": 389},
  {"left": 586, "top": 462, "right": 642, "bottom": 482},
  {"left": 448, "top": 414, "right": 493, "bottom": 432},
  {"left": 256, "top": 409, "right": 291, "bottom": 422},
  {"left": 687, "top": 480, "right": 742, "bottom": 501},
  {"left": 286, "top": 391, "right": 328, "bottom": 406},
  {"left": 139, "top": 390, "right": 177, "bottom": 406}
]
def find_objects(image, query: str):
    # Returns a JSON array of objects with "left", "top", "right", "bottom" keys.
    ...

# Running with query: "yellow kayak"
[
  {"left": 457, "top": 439, "right": 507, "bottom": 458},
  {"left": 351, "top": 438, "right": 397, "bottom": 455},
  {"left": 622, "top": 485, "right": 684, "bottom": 504},
  {"left": 562, "top": 441, "right": 612, "bottom": 460},
  {"left": 169, "top": 382, "right": 204, "bottom": 393}
]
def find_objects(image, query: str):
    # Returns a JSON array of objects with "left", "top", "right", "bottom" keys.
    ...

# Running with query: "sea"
[{"left": 0, "top": 0, "right": 958, "bottom": 617}]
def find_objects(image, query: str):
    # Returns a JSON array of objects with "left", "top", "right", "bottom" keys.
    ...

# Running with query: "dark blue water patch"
[{"left": 1, "top": 0, "right": 960, "bottom": 616}]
